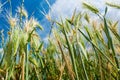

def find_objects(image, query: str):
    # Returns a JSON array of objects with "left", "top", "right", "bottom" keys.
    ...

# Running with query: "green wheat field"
[{"left": 0, "top": 0, "right": 120, "bottom": 80}]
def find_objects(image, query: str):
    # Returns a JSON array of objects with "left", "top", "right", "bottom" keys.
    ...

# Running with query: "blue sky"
[
  {"left": 0, "top": 0, "right": 120, "bottom": 46},
  {"left": 0, "top": 0, "right": 55, "bottom": 39}
]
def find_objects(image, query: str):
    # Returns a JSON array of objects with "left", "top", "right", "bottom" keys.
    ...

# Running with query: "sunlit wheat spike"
[
  {"left": 84, "top": 13, "right": 90, "bottom": 23},
  {"left": 17, "top": 6, "right": 28, "bottom": 18},
  {"left": 83, "top": 2, "right": 99, "bottom": 14},
  {"left": 106, "top": 2, "right": 120, "bottom": 9},
  {"left": 112, "top": 21, "right": 119, "bottom": 28},
  {"left": 71, "top": 8, "right": 76, "bottom": 23},
  {"left": 40, "top": 7, "right": 51, "bottom": 21},
  {"left": 45, "top": 14, "right": 51, "bottom": 21},
  {"left": 6, "top": 14, "right": 18, "bottom": 28},
  {"left": 24, "top": 17, "right": 43, "bottom": 33}
]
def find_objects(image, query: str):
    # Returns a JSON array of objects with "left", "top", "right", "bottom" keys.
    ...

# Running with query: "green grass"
[{"left": 0, "top": 1, "right": 120, "bottom": 80}]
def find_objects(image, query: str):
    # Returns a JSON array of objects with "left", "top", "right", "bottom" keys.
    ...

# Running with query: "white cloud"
[
  {"left": 43, "top": 36, "right": 49, "bottom": 44},
  {"left": 0, "top": 48, "right": 3, "bottom": 61},
  {"left": 49, "top": 0, "right": 120, "bottom": 21},
  {"left": 0, "top": 48, "right": 3, "bottom": 53},
  {"left": 0, "top": 48, "right": 3, "bottom": 51},
  {"left": 49, "top": 0, "right": 82, "bottom": 20}
]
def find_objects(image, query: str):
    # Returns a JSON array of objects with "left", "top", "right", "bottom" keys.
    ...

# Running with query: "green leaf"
[
  {"left": 104, "top": 7, "right": 108, "bottom": 16},
  {"left": 78, "top": 42, "right": 88, "bottom": 60}
]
